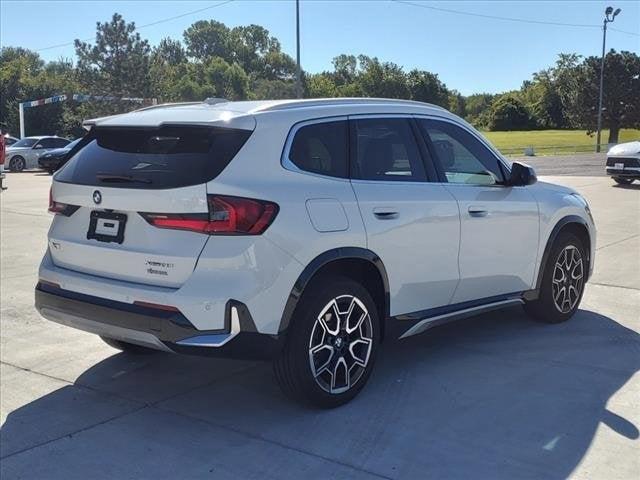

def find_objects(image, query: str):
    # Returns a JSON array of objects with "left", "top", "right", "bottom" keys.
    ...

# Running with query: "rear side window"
[
  {"left": 288, "top": 120, "right": 348, "bottom": 178},
  {"left": 56, "top": 126, "right": 253, "bottom": 189},
  {"left": 351, "top": 118, "right": 426, "bottom": 182}
]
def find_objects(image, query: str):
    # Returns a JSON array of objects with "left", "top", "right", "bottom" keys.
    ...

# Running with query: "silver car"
[{"left": 6, "top": 136, "right": 71, "bottom": 172}]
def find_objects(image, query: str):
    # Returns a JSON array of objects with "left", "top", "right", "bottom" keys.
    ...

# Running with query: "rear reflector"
[
  {"left": 140, "top": 195, "right": 279, "bottom": 235},
  {"left": 133, "top": 300, "right": 180, "bottom": 312},
  {"left": 38, "top": 279, "right": 61, "bottom": 289}
]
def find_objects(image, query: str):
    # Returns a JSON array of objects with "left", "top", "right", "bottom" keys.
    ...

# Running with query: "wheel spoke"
[
  {"left": 331, "top": 356, "right": 349, "bottom": 393},
  {"left": 319, "top": 301, "right": 341, "bottom": 336},
  {"left": 349, "top": 338, "right": 372, "bottom": 367},
  {"left": 345, "top": 298, "right": 367, "bottom": 334},
  {"left": 310, "top": 347, "right": 334, "bottom": 378}
]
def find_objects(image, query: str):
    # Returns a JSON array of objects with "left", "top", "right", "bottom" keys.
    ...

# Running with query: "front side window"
[
  {"left": 288, "top": 120, "right": 348, "bottom": 178},
  {"left": 351, "top": 118, "right": 426, "bottom": 181},
  {"left": 418, "top": 119, "right": 504, "bottom": 185}
]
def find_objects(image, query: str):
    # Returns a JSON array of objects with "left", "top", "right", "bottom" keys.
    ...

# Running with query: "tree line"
[{"left": 1, "top": 13, "right": 638, "bottom": 142}]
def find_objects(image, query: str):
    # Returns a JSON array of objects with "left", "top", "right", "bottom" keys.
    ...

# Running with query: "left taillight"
[
  {"left": 140, "top": 194, "right": 279, "bottom": 235},
  {"left": 48, "top": 186, "right": 79, "bottom": 216}
]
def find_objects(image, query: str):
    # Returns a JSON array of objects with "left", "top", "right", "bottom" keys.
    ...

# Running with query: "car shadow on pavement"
[
  {"left": 2, "top": 307, "right": 639, "bottom": 479},
  {"left": 612, "top": 182, "right": 640, "bottom": 190}
]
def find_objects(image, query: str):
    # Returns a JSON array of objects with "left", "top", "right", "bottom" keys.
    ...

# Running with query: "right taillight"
[{"left": 140, "top": 195, "right": 279, "bottom": 235}]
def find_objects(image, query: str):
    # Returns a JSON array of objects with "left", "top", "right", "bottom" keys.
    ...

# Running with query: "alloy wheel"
[
  {"left": 552, "top": 245, "right": 584, "bottom": 313},
  {"left": 308, "top": 295, "right": 373, "bottom": 394}
]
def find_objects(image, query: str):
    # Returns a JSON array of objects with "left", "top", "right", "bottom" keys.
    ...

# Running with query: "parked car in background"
[
  {"left": 37, "top": 98, "right": 596, "bottom": 407},
  {"left": 4, "top": 135, "right": 19, "bottom": 147},
  {"left": 605, "top": 140, "right": 640, "bottom": 185},
  {"left": 38, "top": 138, "right": 82, "bottom": 174},
  {"left": 5, "top": 136, "right": 71, "bottom": 172}
]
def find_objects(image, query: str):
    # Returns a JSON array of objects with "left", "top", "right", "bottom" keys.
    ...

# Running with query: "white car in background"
[
  {"left": 5, "top": 136, "right": 71, "bottom": 171},
  {"left": 605, "top": 140, "right": 640, "bottom": 185},
  {"left": 36, "top": 98, "right": 596, "bottom": 407}
]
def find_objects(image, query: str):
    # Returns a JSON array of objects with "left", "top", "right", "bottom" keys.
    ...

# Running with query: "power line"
[
  {"left": 34, "top": 0, "right": 235, "bottom": 53},
  {"left": 391, "top": 0, "right": 639, "bottom": 34},
  {"left": 610, "top": 27, "right": 640, "bottom": 37}
]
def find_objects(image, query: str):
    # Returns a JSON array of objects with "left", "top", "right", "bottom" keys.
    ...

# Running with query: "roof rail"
[
  {"left": 203, "top": 97, "right": 229, "bottom": 106},
  {"left": 254, "top": 97, "right": 445, "bottom": 112},
  {"left": 133, "top": 101, "right": 203, "bottom": 113}
]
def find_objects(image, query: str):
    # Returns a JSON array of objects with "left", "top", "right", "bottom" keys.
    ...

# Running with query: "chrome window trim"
[{"left": 280, "top": 115, "right": 350, "bottom": 182}]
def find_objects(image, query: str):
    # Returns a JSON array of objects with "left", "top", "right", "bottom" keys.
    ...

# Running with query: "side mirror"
[
  {"left": 508, "top": 161, "right": 537, "bottom": 186},
  {"left": 34, "top": 144, "right": 44, "bottom": 149}
]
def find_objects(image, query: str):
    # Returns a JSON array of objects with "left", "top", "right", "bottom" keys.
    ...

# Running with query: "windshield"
[{"left": 11, "top": 138, "right": 38, "bottom": 148}]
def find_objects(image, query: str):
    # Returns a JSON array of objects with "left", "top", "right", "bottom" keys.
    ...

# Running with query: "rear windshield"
[{"left": 56, "top": 126, "right": 253, "bottom": 189}]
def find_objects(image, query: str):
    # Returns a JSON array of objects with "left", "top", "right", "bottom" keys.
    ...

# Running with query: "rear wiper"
[{"left": 96, "top": 174, "right": 152, "bottom": 184}]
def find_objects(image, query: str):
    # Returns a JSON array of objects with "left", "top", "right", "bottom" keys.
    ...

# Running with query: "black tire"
[
  {"left": 613, "top": 177, "right": 634, "bottom": 185},
  {"left": 100, "top": 336, "right": 158, "bottom": 354},
  {"left": 274, "top": 275, "right": 380, "bottom": 408},
  {"left": 9, "top": 156, "right": 26, "bottom": 172},
  {"left": 524, "top": 232, "right": 587, "bottom": 323}
]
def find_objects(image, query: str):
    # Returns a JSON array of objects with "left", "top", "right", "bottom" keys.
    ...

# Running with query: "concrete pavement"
[{"left": 1, "top": 172, "right": 638, "bottom": 479}]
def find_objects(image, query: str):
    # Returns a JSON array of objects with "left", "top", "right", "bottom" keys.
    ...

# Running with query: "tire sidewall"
[{"left": 286, "top": 276, "right": 380, "bottom": 407}]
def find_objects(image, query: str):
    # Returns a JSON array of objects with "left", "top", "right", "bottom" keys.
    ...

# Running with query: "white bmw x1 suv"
[{"left": 37, "top": 98, "right": 595, "bottom": 407}]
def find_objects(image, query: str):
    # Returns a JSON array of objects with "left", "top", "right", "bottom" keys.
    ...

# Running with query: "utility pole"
[
  {"left": 596, "top": 6, "right": 621, "bottom": 152},
  {"left": 295, "top": 0, "right": 302, "bottom": 99}
]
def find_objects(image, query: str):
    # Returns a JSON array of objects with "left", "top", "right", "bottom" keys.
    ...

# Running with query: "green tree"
[
  {"left": 465, "top": 93, "right": 496, "bottom": 128},
  {"left": 448, "top": 90, "right": 466, "bottom": 117},
  {"left": 488, "top": 93, "right": 533, "bottom": 131},
  {"left": 356, "top": 55, "right": 409, "bottom": 99},
  {"left": 570, "top": 50, "right": 638, "bottom": 143},
  {"left": 407, "top": 69, "right": 449, "bottom": 107},
  {"left": 183, "top": 20, "right": 232, "bottom": 61},
  {"left": 520, "top": 71, "right": 565, "bottom": 129},
  {"left": 306, "top": 73, "right": 338, "bottom": 98},
  {"left": 74, "top": 13, "right": 152, "bottom": 97}
]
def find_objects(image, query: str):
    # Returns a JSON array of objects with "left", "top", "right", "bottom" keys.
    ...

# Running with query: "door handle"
[
  {"left": 373, "top": 208, "right": 399, "bottom": 220},
  {"left": 468, "top": 206, "right": 488, "bottom": 217}
]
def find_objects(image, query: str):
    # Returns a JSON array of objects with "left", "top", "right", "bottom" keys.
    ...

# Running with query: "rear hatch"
[{"left": 49, "top": 122, "right": 253, "bottom": 288}]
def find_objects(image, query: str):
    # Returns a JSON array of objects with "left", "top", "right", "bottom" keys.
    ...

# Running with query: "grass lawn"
[{"left": 482, "top": 129, "right": 640, "bottom": 156}]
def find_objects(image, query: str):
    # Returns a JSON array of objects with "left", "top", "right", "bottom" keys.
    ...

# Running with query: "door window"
[
  {"left": 351, "top": 118, "right": 427, "bottom": 182},
  {"left": 288, "top": 120, "right": 348, "bottom": 178},
  {"left": 36, "top": 138, "right": 57, "bottom": 149},
  {"left": 418, "top": 119, "right": 504, "bottom": 185}
]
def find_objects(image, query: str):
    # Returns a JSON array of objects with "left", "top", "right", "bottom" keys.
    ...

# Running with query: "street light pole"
[
  {"left": 596, "top": 6, "right": 621, "bottom": 153},
  {"left": 295, "top": 0, "right": 302, "bottom": 99}
]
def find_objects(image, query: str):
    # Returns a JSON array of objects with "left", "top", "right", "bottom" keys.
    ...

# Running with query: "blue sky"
[{"left": 1, "top": 0, "right": 638, "bottom": 95}]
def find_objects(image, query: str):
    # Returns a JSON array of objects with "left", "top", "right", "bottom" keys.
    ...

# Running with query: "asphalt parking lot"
[{"left": 1, "top": 168, "right": 638, "bottom": 479}]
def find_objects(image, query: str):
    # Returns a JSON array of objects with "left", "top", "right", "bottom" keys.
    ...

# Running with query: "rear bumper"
[
  {"left": 35, "top": 283, "right": 284, "bottom": 360},
  {"left": 606, "top": 166, "right": 640, "bottom": 178}
]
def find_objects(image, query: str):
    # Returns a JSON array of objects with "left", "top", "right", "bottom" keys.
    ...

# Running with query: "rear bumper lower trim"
[{"left": 35, "top": 283, "right": 284, "bottom": 359}]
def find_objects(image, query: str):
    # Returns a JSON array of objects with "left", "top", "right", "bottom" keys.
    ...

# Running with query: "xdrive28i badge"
[{"left": 92, "top": 190, "right": 102, "bottom": 205}]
